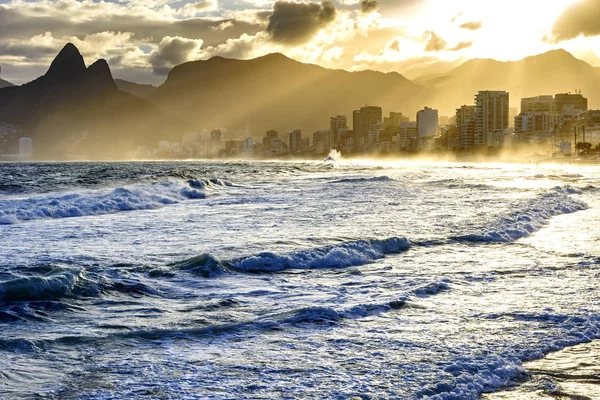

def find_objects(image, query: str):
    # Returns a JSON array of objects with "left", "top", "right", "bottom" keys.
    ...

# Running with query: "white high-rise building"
[
  {"left": 417, "top": 107, "right": 439, "bottom": 138},
  {"left": 19, "top": 137, "right": 33, "bottom": 158}
]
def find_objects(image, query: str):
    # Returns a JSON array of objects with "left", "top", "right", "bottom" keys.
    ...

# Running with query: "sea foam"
[
  {"left": 453, "top": 186, "right": 587, "bottom": 243},
  {"left": 0, "top": 179, "right": 230, "bottom": 224}
]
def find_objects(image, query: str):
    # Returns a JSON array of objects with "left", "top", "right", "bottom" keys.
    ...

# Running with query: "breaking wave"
[
  {"left": 0, "top": 178, "right": 231, "bottom": 224},
  {"left": 173, "top": 237, "right": 412, "bottom": 276},
  {"left": 0, "top": 271, "right": 82, "bottom": 302},
  {"left": 452, "top": 186, "right": 587, "bottom": 243},
  {"left": 330, "top": 176, "right": 394, "bottom": 184}
]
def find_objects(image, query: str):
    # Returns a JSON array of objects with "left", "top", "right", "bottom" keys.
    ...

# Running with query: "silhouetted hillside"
[
  {"left": 151, "top": 53, "right": 427, "bottom": 134},
  {"left": 115, "top": 79, "right": 157, "bottom": 99},
  {"left": 417, "top": 49, "right": 600, "bottom": 114},
  {"left": 0, "top": 44, "right": 186, "bottom": 158},
  {"left": 0, "top": 78, "right": 13, "bottom": 89}
]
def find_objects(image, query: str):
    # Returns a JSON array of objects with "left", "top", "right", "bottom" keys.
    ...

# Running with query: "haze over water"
[{"left": 1, "top": 159, "right": 599, "bottom": 399}]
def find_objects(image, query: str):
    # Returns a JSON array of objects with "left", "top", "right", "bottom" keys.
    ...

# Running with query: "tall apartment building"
[
  {"left": 329, "top": 116, "right": 347, "bottom": 148},
  {"left": 289, "top": 129, "right": 302, "bottom": 154},
  {"left": 353, "top": 106, "right": 382, "bottom": 152},
  {"left": 474, "top": 91, "right": 509, "bottom": 147},
  {"left": 416, "top": 107, "right": 439, "bottom": 138},
  {"left": 554, "top": 93, "right": 587, "bottom": 114},
  {"left": 19, "top": 137, "right": 33, "bottom": 158},
  {"left": 455, "top": 105, "right": 475, "bottom": 150},
  {"left": 521, "top": 95, "right": 555, "bottom": 113},
  {"left": 263, "top": 130, "right": 278, "bottom": 148},
  {"left": 514, "top": 112, "right": 561, "bottom": 143},
  {"left": 384, "top": 112, "right": 409, "bottom": 128},
  {"left": 392, "top": 121, "right": 418, "bottom": 151}
]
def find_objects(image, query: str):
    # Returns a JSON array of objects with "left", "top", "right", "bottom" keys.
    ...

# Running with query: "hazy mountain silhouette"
[
  {"left": 3, "top": 44, "right": 600, "bottom": 159},
  {"left": 0, "top": 44, "right": 185, "bottom": 158},
  {"left": 115, "top": 79, "right": 157, "bottom": 99},
  {"left": 151, "top": 53, "right": 427, "bottom": 134},
  {"left": 417, "top": 49, "right": 600, "bottom": 114}
]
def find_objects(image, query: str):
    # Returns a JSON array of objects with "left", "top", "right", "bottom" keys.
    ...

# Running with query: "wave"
[
  {"left": 173, "top": 237, "right": 411, "bottom": 276},
  {"left": 0, "top": 270, "right": 81, "bottom": 302},
  {"left": 0, "top": 178, "right": 231, "bottom": 224},
  {"left": 329, "top": 176, "right": 394, "bottom": 184},
  {"left": 452, "top": 186, "right": 587, "bottom": 243}
]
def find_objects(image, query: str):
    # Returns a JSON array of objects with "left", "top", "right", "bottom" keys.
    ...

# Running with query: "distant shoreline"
[{"left": 1, "top": 154, "right": 599, "bottom": 165}]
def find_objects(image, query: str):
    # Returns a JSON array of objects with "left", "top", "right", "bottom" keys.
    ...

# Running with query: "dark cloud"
[
  {"left": 449, "top": 41, "right": 472, "bottom": 51},
  {"left": 459, "top": 21, "right": 482, "bottom": 30},
  {"left": 424, "top": 31, "right": 447, "bottom": 52},
  {"left": 266, "top": 0, "right": 336, "bottom": 45},
  {"left": 360, "top": 0, "right": 380, "bottom": 13},
  {"left": 0, "top": 42, "right": 58, "bottom": 59},
  {"left": 0, "top": 7, "right": 264, "bottom": 47},
  {"left": 549, "top": 0, "right": 600, "bottom": 42},
  {"left": 149, "top": 36, "right": 202, "bottom": 75}
]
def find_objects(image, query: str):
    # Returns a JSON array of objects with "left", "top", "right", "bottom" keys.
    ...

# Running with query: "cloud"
[
  {"left": 149, "top": 36, "right": 203, "bottom": 75},
  {"left": 459, "top": 21, "right": 482, "bottom": 31},
  {"left": 449, "top": 41, "right": 472, "bottom": 51},
  {"left": 450, "top": 12, "right": 464, "bottom": 23},
  {"left": 549, "top": 0, "right": 600, "bottom": 42},
  {"left": 360, "top": 0, "right": 380, "bottom": 13},
  {"left": 0, "top": 3, "right": 264, "bottom": 47},
  {"left": 424, "top": 31, "right": 447, "bottom": 52},
  {"left": 176, "top": 1, "right": 219, "bottom": 17},
  {"left": 266, "top": 0, "right": 337, "bottom": 45}
]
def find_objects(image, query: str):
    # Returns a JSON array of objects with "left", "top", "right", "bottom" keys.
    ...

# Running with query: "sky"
[{"left": 1, "top": 0, "right": 600, "bottom": 84}]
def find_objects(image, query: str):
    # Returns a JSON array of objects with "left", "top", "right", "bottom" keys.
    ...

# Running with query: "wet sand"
[{"left": 484, "top": 341, "right": 600, "bottom": 400}]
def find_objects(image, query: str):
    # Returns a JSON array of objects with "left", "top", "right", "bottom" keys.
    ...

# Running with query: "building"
[
  {"left": 366, "top": 121, "right": 384, "bottom": 153},
  {"left": 263, "top": 130, "right": 278, "bottom": 149},
  {"left": 210, "top": 129, "right": 222, "bottom": 155},
  {"left": 18, "top": 137, "right": 33, "bottom": 158},
  {"left": 417, "top": 107, "right": 439, "bottom": 138},
  {"left": 514, "top": 112, "right": 560, "bottom": 144},
  {"left": 392, "top": 121, "right": 418, "bottom": 152},
  {"left": 384, "top": 112, "right": 409, "bottom": 128},
  {"left": 554, "top": 93, "right": 587, "bottom": 114},
  {"left": 455, "top": 105, "right": 475, "bottom": 150},
  {"left": 242, "top": 137, "right": 254, "bottom": 155},
  {"left": 521, "top": 95, "right": 555, "bottom": 113},
  {"left": 353, "top": 106, "right": 382, "bottom": 153},
  {"left": 329, "top": 116, "right": 347, "bottom": 148},
  {"left": 289, "top": 129, "right": 302, "bottom": 154},
  {"left": 313, "top": 131, "right": 330, "bottom": 154},
  {"left": 474, "top": 91, "right": 509, "bottom": 147},
  {"left": 578, "top": 110, "right": 600, "bottom": 146}
]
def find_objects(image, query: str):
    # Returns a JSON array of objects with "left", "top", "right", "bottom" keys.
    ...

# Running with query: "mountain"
[
  {"left": 115, "top": 79, "right": 157, "bottom": 99},
  {"left": 0, "top": 78, "right": 13, "bottom": 89},
  {"left": 0, "top": 44, "right": 185, "bottom": 158},
  {"left": 416, "top": 49, "right": 600, "bottom": 115},
  {"left": 151, "top": 53, "right": 427, "bottom": 134}
]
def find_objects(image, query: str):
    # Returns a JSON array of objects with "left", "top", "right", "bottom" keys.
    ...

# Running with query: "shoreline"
[
  {"left": 483, "top": 340, "right": 600, "bottom": 400},
  {"left": 0, "top": 154, "right": 599, "bottom": 165}
]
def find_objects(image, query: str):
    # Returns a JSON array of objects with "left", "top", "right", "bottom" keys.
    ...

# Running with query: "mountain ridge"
[
  {"left": 0, "top": 43, "right": 186, "bottom": 158},
  {"left": 415, "top": 49, "right": 600, "bottom": 114},
  {"left": 152, "top": 51, "right": 426, "bottom": 133}
]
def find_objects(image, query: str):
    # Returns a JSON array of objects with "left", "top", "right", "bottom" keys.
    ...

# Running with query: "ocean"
[{"left": 0, "top": 159, "right": 599, "bottom": 399}]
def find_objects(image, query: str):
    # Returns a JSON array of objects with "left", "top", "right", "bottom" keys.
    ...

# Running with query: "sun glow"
[{"left": 384, "top": 0, "right": 583, "bottom": 62}]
